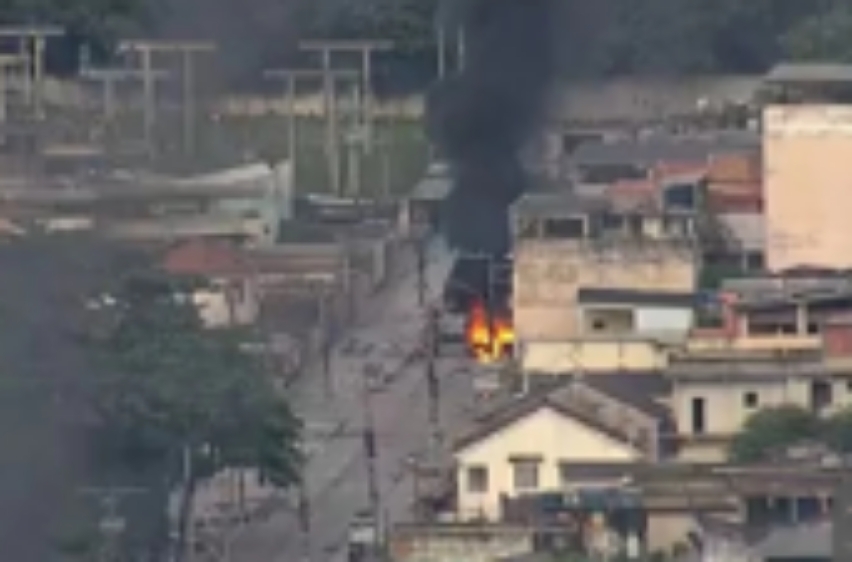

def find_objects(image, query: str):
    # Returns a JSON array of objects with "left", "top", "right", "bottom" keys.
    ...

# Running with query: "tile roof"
[
  {"left": 707, "top": 153, "right": 761, "bottom": 183},
  {"left": 161, "top": 238, "right": 246, "bottom": 277},
  {"left": 653, "top": 161, "right": 708, "bottom": 178},
  {"left": 581, "top": 372, "right": 672, "bottom": 420},
  {"left": 706, "top": 191, "right": 763, "bottom": 213},
  {"left": 453, "top": 373, "right": 669, "bottom": 454},
  {"left": 606, "top": 179, "right": 657, "bottom": 201}
]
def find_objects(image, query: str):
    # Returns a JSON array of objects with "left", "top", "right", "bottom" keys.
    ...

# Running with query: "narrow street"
[{"left": 229, "top": 239, "right": 476, "bottom": 561}]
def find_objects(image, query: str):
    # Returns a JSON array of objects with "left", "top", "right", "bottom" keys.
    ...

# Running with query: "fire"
[{"left": 466, "top": 301, "right": 514, "bottom": 363}]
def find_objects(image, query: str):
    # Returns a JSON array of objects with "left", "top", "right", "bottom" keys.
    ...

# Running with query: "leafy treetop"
[{"left": 87, "top": 267, "right": 302, "bottom": 488}]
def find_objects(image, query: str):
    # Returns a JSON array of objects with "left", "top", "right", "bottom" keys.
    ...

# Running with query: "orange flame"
[{"left": 466, "top": 301, "right": 514, "bottom": 363}]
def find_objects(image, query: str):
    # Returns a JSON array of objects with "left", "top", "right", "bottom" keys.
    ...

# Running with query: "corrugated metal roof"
[
  {"left": 718, "top": 213, "right": 765, "bottom": 251},
  {"left": 766, "top": 62, "right": 852, "bottom": 84}
]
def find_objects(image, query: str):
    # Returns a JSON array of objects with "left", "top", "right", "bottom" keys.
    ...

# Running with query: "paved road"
[{"left": 229, "top": 239, "right": 476, "bottom": 562}]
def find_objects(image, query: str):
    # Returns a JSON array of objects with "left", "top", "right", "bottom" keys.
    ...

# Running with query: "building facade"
[
  {"left": 764, "top": 105, "right": 852, "bottom": 271},
  {"left": 669, "top": 336, "right": 852, "bottom": 462},
  {"left": 453, "top": 378, "right": 665, "bottom": 521},
  {"left": 511, "top": 193, "right": 698, "bottom": 345}
]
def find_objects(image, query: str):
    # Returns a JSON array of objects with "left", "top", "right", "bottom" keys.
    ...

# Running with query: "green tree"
[
  {"left": 0, "top": 0, "right": 149, "bottom": 46},
  {"left": 86, "top": 267, "right": 302, "bottom": 559},
  {"left": 822, "top": 407, "right": 852, "bottom": 454},
  {"left": 783, "top": 2, "right": 852, "bottom": 62},
  {"left": 728, "top": 405, "right": 820, "bottom": 463}
]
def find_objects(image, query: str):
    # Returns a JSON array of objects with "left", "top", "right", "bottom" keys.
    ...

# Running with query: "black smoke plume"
[{"left": 429, "top": 0, "right": 556, "bottom": 258}]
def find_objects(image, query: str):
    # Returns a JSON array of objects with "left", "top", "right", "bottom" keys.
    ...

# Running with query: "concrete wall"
[
  {"left": 521, "top": 339, "right": 669, "bottom": 373},
  {"left": 764, "top": 105, "right": 852, "bottom": 271},
  {"left": 193, "top": 279, "right": 258, "bottom": 328},
  {"left": 390, "top": 525, "right": 532, "bottom": 562},
  {"left": 636, "top": 307, "right": 694, "bottom": 336},
  {"left": 39, "top": 73, "right": 760, "bottom": 123},
  {"left": 455, "top": 407, "right": 639, "bottom": 521},
  {"left": 645, "top": 513, "right": 699, "bottom": 553},
  {"left": 512, "top": 240, "right": 696, "bottom": 341},
  {"left": 547, "top": 75, "right": 760, "bottom": 124},
  {"left": 215, "top": 75, "right": 761, "bottom": 123},
  {"left": 684, "top": 335, "right": 822, "bottom": 354}
]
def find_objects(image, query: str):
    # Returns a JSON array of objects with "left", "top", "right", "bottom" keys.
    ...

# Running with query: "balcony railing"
[{"left": 683, "top": 334, "right": 822, "bottom": 354}]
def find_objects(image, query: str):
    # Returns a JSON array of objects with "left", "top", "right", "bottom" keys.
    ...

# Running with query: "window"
[
  {"left": 512, "top": 459, "right": 540, "bottom": 491},
  {"left": 558, "top": 464, "right": 572, "bottom": 487},
  {"left": 746, "top": 252, "right": 764, "bottom": 271},
  {"left": 543, "top": 218, "right": 585, "bottom": 239},
  {"left": 466, "top": 466, "right": 489, "bottom": 493},
  {"left": 743, "top": 392, "right": 759, "bottom": 409},
  {"left": 691, "top": 397, "right": 706, "bottom": 435},
  {"left": 810, "top": 381, "right": 833, "bottom": 412}
]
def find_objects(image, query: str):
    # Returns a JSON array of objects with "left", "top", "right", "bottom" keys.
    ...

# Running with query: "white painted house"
[{"left": 452, "top": 375, "right": 670, "bottom": 521}]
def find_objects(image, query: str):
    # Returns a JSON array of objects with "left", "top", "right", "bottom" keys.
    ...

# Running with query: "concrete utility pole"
[
  {"left": 345, "top": 79, "right": 363, "bottom": 199},
  {"left": 119, "top": 40, "right": 216, "bottom": 156},
  {"left": 0, "top": 26, "right": 63, "bottom": 120},
  {"left": 416, "top": 234, "right": 428, "bottom": 306},
  {"left": 362, "top": 363, "right": 383, "bottom": 551},
  {"left": 425, "top": 306, "right": 442, "bottom": 449},
  {"left": 300, "top": 40, "right": 392, "bottom": 155},
  {"left": 264, "top": 68, "right": 360, "bottom": 195},
  {"left": 436, "top": 24, "right": 447, "bottom": 80},
  {"left": 318, "top": 287, "right": 333, "bottom": 398},
  {"left": 457, "top": 27, "right": 466, "bottom": 72},
  {"left": 0, "top": 55, "right": 25, "bottom": 130},
  {"left": 79, "top": 67, "right": 169, "bottom": 141}
]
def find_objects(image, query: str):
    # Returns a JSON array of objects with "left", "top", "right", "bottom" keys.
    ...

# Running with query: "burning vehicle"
[
  {"left": 465, "top": 300, "right": 514, "bottom": 363},
  {"left": 429, "top": 0, "right": 555, "bottom": 363},
  {"left": 441, "top": 254, "right": 514, "bottom": 361}
]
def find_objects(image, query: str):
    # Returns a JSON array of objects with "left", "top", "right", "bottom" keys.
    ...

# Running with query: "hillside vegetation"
[{"left": 6, "top": 0, "right": 852, "bottom": 85}]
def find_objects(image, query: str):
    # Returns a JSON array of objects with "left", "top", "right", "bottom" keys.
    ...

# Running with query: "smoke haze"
[{"left": 429, "top": 0, "right": 557, "bottom": 257}]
